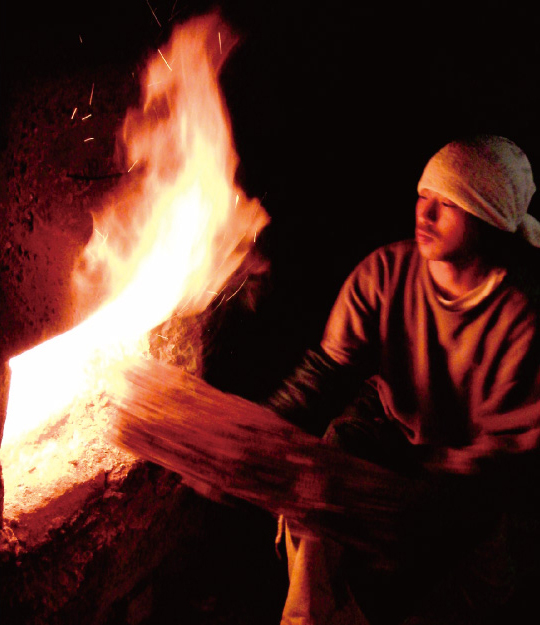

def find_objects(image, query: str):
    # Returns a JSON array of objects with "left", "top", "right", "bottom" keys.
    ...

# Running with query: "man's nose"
[{"left": 418, "top": 199, "right": 438, "bottom": 222}]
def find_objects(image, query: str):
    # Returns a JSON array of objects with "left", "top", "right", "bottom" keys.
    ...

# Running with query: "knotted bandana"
[{"left": 418, "top": 135, "right": 540, "bottom": 247}]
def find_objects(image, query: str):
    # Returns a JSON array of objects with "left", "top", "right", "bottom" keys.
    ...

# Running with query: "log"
[{"left": 107, "top": 358, "right": 428, "bottom": 570}]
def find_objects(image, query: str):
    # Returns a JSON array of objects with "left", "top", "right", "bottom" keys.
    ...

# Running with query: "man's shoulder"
[
  {"left": 354, "top": 239, "right": 418, "bottom": 274},
  {"left": 341, "top": 240, "right": 419, "bottom": 296}
]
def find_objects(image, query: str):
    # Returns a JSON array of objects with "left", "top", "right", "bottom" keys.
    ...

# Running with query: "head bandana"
[{"left": 417, "top": 135, "right": 540, "bottom": 247}]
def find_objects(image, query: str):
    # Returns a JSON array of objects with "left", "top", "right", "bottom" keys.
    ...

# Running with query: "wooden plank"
[{"left": 108, "top": 357, "right": 427, "bottom": 570}]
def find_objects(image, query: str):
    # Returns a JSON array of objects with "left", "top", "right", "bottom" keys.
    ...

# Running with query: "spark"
[
  {"left": 146, "top": 0, "right": 161, "bottom": 27},
  {"left": 176, "top": 296, "right": 195, "bottom": 315},
  {"left": 212, "top": 292, "right": 227, "bottom": 310},
  {"left": 156, "top": 334, "right": 168, "bottom": 340},
  {"left": 81, "top": 114, "right": 92, "bottom": 121},
  {"left": 71, "top": 107, "right": 78, "bottom": 120},
  {"left": 226, "top": 278, "right": 248, "bottom": 301},
  {"left": 158, "top": 49, "right": 172, "bottom": 71},
  {"left": 253, "top": 202, "right": 264, "bottom": 242},
  {"left": 94, "top": 229, "right": 108, "bottom": 243},
  {"left": 207, "top": 291, "right": 219, "bottom": 296},
  {"left": 127, "top": 160, "right": 139, "bottom": 173},
  {"left": 84, "top": 137, "right": 95, "bottom": 143},
  {"left": 218, "top": 32, "right": 222, "bottom": 54},
  {"left": 89, "top": 83, "right": 94, "bottom": 106},
  {"left": 235, "top": 194, "right": 239, "bottom": 207},
  {"left": 79, "top": 34, "right": 83, "bottom": 44}
]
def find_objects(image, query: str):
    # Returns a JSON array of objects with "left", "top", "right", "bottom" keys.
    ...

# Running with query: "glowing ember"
[{"left": 2, "top": 13, "right": 268, "bottom": 447}]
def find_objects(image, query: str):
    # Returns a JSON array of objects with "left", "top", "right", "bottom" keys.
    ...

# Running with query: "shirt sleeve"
[
  {"left": 264, "top": 249, "right": 390, "bottom": 435},
  {"left": 263, "top": 347, "right": 361, "bottom": 436},
  {"left": 477, "top": 312, "right": 540, "bottom": 449},
  {"left": 320, "top": 250, "right": 382, "bottom": 372}
]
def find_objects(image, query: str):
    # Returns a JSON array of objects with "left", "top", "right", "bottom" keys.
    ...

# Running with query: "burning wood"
[
  {"left": 0, "top": 11, "right": 277, "bottom": 624},
  {"left": 2, "top": 12, "right": 268, "bottom": 449}
]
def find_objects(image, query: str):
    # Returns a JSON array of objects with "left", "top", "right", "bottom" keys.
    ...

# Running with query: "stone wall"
[{"left": 0, "top": 459, "right": 286, "bottom": 625}]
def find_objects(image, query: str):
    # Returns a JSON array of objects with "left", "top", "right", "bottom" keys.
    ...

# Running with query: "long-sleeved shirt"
[{"left": 320, "top": 239, "right": 540, "bottom": 472}]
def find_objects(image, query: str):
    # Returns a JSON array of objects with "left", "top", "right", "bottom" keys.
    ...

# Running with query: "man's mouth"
[{"left": 416, "top": 227, "right": 437, "bottom": 241}]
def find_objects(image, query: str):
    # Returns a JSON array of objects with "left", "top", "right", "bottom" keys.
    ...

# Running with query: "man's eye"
[{"left": 442, "top": 202, "right": 457, "bottom": 208}]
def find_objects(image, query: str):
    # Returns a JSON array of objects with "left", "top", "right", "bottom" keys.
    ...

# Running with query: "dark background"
[{"left": 2, "top": 0, "right": 540, "bottom": 396}]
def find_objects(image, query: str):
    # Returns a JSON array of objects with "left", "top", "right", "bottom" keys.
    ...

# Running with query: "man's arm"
[
  {"left": 265, "top": 251, "right": 384, "bottom": 435},
  {"left": 264, "top": 347, "right": 361, "bottom": 437},
  {"left": 428, "top": 314, "right": 540, "bottom": 477}
]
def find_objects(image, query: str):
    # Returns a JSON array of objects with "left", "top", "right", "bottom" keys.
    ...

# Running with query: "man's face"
[{"left": 415, "top": 189, "right": 481, "bottom": 262}]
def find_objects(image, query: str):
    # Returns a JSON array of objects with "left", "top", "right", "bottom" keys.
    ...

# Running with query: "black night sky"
[{"left": 2, "top": 0, "right": 540, "bottom": 395}]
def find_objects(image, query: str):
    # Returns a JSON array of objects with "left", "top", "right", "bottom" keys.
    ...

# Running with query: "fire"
[{"left": 1, "top": 13, "right": 268, "bottom": 447}]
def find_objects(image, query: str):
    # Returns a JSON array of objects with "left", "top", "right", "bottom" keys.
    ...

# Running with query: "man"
[{"left": 267, "top": 135, "right": 540, "bottom": 624}]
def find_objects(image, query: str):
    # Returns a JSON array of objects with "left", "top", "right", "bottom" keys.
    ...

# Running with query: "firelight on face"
[{"left": 415, "top": 189, "right": 481, "bottom": 262}]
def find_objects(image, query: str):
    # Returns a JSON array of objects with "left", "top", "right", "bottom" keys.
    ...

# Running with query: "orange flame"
[{"left": 2, "top": 13, "right": 269, "bottom": 447}]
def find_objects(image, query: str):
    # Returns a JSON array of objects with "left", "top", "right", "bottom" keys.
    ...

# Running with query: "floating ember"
[{"left": 1, "top": 12, "right": 268, "bottom": 450}]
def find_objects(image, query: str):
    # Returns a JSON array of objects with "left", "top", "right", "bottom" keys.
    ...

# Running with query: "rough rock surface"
[
  {"left": 0, "top": 454, "right": 286, "bottom": 625},
  {"left": 0, "top": 57, "right": 139, "bottom": 360}
]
